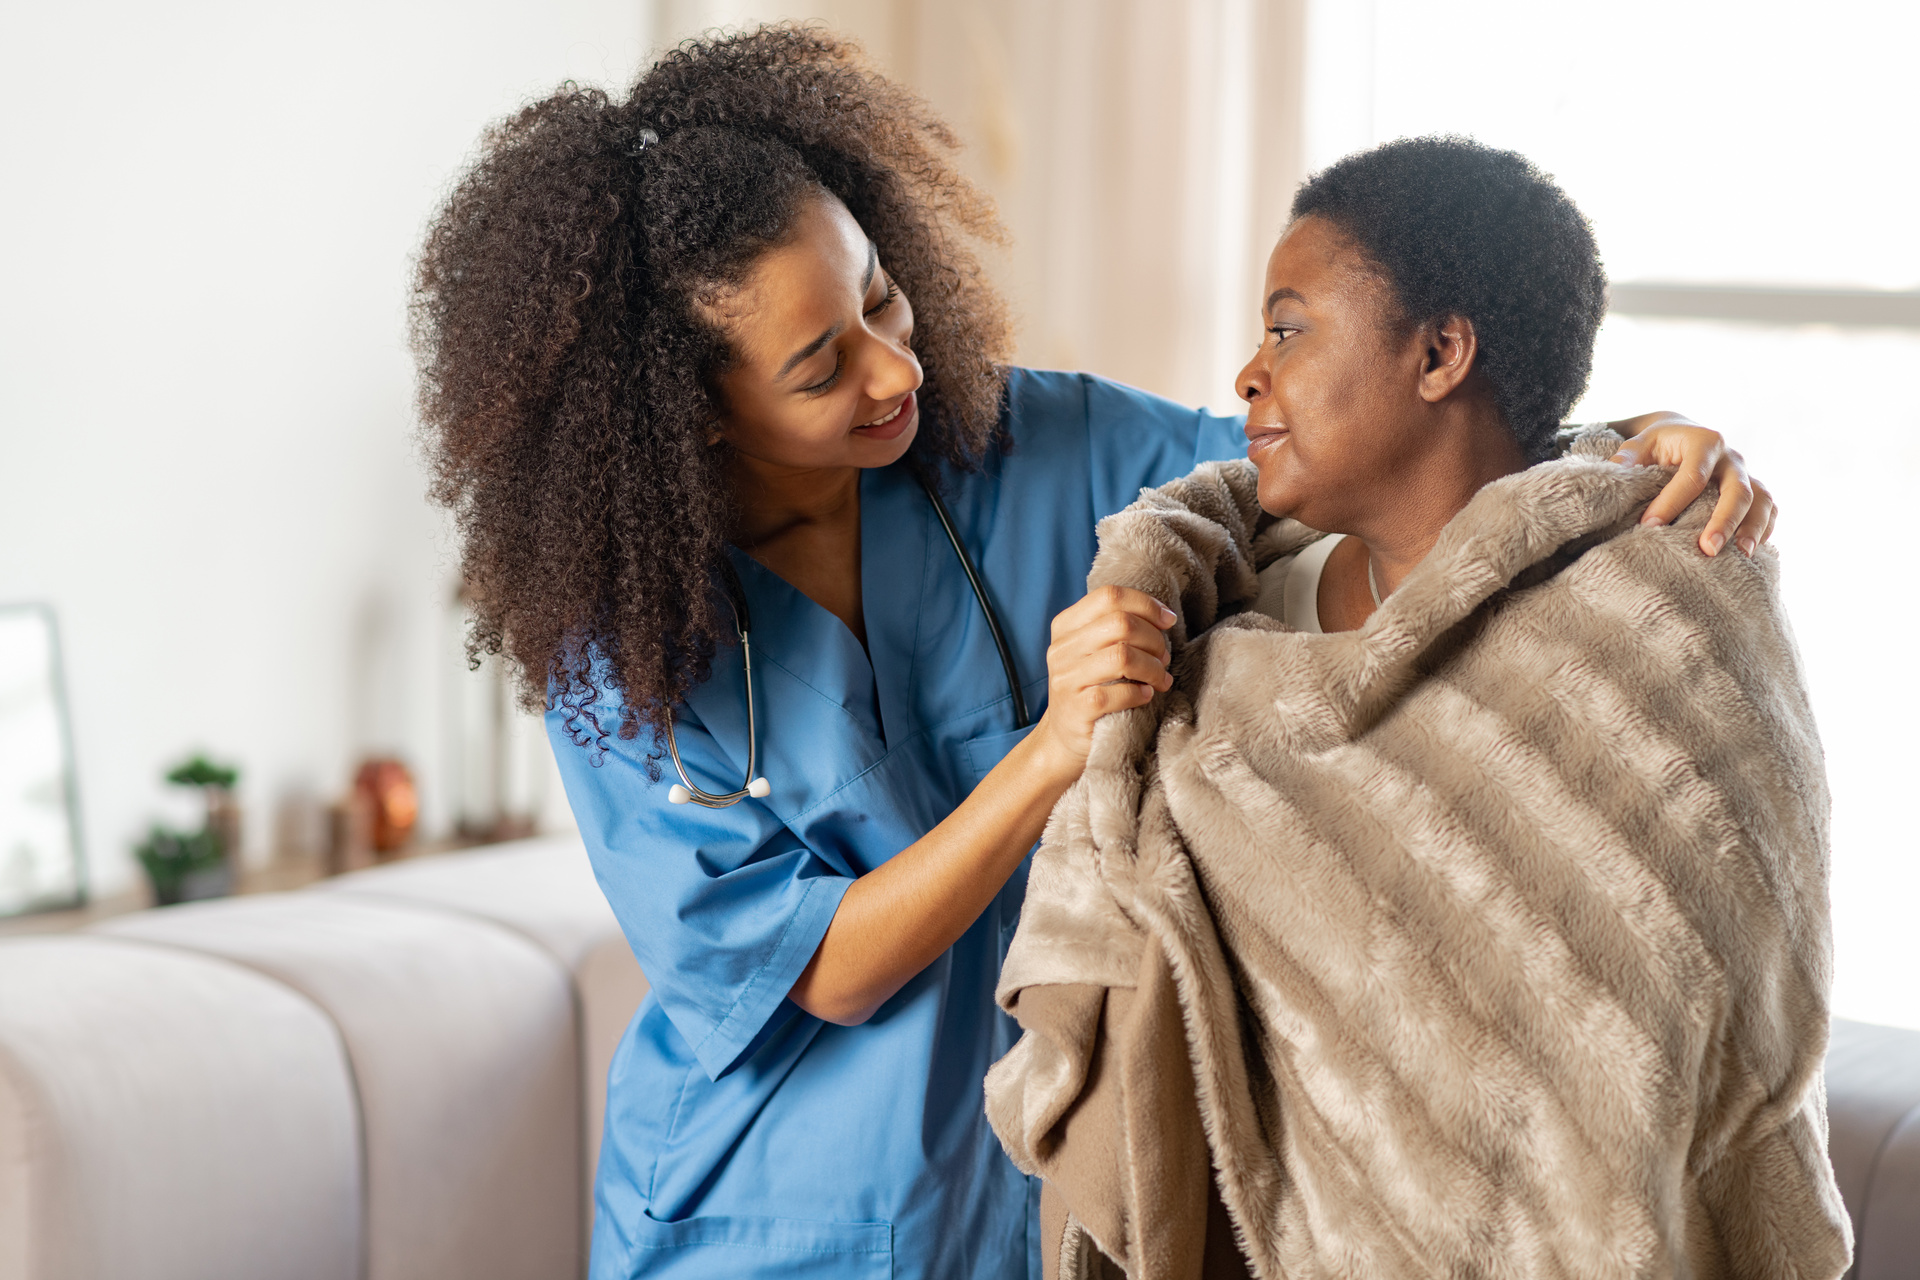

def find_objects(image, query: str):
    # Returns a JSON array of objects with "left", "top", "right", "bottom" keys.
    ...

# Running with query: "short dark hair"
[{"left": 1290, "top": 136, "right": 1606, "bottom": 461}]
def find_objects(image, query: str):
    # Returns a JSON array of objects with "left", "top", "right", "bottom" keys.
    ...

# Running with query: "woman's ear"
[{"left": 1416, "top": 313, "right": 1479, "bottom": 403}]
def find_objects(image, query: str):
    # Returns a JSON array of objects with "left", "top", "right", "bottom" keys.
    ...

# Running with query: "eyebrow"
[
  {"left": 776, "top": 324, "right": 840, "bottom": 382},
  {"left": 1264, "top": 286, "right": 1306, "bottom": 316},
  {"left": 775, "top": 242, "right": 880, "bottom": 383}
]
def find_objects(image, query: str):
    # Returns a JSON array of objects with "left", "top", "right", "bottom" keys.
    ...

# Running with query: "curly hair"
[
  {"left": 412, "top": 25, "right": 1011, "bottom": 754},
  {"left": 1290, "top": 136, "right": 1606, "bottom": 462}
]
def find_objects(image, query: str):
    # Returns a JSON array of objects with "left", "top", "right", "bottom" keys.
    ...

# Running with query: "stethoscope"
[{"left": 667, "top": 472, "right": 1030, "bottom": 807}]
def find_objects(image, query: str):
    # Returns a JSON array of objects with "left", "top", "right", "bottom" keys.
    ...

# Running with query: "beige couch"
[
  {"left": 0, "top": 836, "right": 647, "bottom": 1280},
  {"left": 1, "top": 834, "right": 1915, "bottom": 1279}
]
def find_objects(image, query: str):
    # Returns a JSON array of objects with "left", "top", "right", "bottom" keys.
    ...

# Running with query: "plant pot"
[{"left": 152, "top": 864, "right": 231, "bottom": 906}]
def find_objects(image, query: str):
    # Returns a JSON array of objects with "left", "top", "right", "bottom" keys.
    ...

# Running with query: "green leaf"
[
  {"left": 165, "top": 754, "right": 238, "bottom": 790},
  {"left": 133, "top": 823, "right": 224, "bottom": 885}
]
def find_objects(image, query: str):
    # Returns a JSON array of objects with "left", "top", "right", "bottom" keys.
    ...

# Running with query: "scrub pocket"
[
  {"left": 961, "top": 724, "right": 1036, "bottom": 791},
  {"left": 622, "top": 1213, "right": 890, "bottom": 1279}
]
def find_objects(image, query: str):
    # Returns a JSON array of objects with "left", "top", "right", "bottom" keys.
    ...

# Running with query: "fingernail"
[
  {"left": 1737, "top": 536, "right": 1756, "bottom": 556},
  {"left": 1704, "top": 532, "right": 1725, "bottom": 556},
  {"left": 1158, "top": 605, "right": 1177, "bottom": 625},
  {"left": 1641, "top": 513, "right": 1664, "bottom": 527}
]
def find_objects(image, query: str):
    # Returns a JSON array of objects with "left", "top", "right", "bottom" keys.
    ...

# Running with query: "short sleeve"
[
  {"left": 547, "top": 700, "right": 854, "bottom": 1080},
  {"left": 1076, "top": 374, "right": 1247, "bottom": 519}
]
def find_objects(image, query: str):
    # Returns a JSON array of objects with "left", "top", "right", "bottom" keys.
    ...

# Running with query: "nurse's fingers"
[
  {"left": 1048, "top": 632, "right": 1172, "bottom": 694},
  {"left": 1052, "top": 609, "right": 1173, "bottom": 664},
  {"left": 1633, "top": 451, "right": 1717, "bottom": 531},
  {"left": 1730, "top": 475, "right": 1776, "bottom": 557},
  {"left": 1696, "top": 459, "right": 1755, "bottom": 556},
  {"left": 1049, "top": 585, "right": 1176, "bottom": 642},
  {"left": 1614, "top": 421, "right": 1754, "bottom": 546},
  {"left": 1087, "top": 643, "right": 1175, "bottom": 692}
]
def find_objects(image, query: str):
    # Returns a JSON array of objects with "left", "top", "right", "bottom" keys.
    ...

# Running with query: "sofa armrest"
[
  {"left": 1825, "top": 1017, "right": 1920, "bottom": 1280},
  {"left": 98, "top": 892, "right": 581, "bottom": 1280},
  {"left": 0, "top": 936, "right": 361, "bottom": 1280}
]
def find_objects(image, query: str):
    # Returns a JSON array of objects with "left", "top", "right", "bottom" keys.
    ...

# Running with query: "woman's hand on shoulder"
[
  {"left": 1033, "top": 586, "right": 1176, "bottom": 776},
  {"left": 1607, "top": 411, "right": 1778, "bottom": 557}
]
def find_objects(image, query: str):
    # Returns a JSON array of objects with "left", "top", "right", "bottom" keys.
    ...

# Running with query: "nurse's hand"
[
  {"left": 1035, "top": 585, "right": 1177, "bottom": 769},
  {"left": 788, "top": 585, "right": 1174, "bottom": 1027},
  {"left": 1608, "top": 411, "right": 1777, "bottom": 557}
]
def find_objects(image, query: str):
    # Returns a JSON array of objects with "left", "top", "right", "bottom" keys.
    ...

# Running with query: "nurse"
[{"left": 410, "top": 27, "right": 1776, "bottom": 1280}]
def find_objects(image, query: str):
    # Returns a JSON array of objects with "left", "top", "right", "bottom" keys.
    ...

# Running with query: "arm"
[
  {"left": 790, "top": 586, "right": 1176, "bottom": 1025},
  {"left": 1608, "top": 411, "right": 1777, "bottom": 557}
]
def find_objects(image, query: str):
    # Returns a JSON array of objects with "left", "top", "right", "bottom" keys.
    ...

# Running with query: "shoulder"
[
  {"left": 972, "top": 367, "right": 1244, "bottom": 526},
  {"left": 1001, "top": 366, "right": 1210, "bottom": 437}
]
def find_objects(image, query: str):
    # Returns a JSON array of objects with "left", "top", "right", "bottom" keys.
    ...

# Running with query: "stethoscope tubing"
[
  {"left": 666, "top": 469, "right": 1025, "bottom": 807},
  {"left": 665, "top": 630, "right": 765, "bottom": 808},
  {"left": 917, "top": 474, "right": 1030, "bottom": 731}
]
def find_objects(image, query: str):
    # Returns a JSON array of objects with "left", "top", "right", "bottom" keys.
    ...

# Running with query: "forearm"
[{"left": 789, "top": 730, "right": 1083, "bottom": 1025}]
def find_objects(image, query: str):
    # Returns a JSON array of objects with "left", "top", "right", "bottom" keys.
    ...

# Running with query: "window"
[{"left": 1330, "top": 0, "right": 1920, "bottom": 1028}]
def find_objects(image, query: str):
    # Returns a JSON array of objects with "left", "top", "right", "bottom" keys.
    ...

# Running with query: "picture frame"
[{"left": 0, "top": 602, "right": 87, "bottom": 918}]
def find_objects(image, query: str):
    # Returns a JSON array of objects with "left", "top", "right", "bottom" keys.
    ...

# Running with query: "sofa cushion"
[
  {"left": 98, "top": 893, "right": 579, "bottom": 1280},
  {"left": 316, "top": 836, "right": 621, "bottom": 969},
  {"left": 318, "top": 837, "right": 650, "bottom": 1194},
  {"left": 0, "top": 936, "right": 360, "bottom": 1280},
  {"left": 1826, "top": 1017, "right": 1920, "bottom": 1280}
]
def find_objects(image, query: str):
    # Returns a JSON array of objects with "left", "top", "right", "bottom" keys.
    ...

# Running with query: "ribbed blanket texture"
[{"left": 984, "top": 434, "right": 1852, "bottom": 1280}]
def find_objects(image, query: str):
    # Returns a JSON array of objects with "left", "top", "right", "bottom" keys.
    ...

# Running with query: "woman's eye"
[
  {"left": 801, "top": 354, "right": 844, "bottom": 396},
  {"left": 1267, "top": 325, "right": 1299, "bottom": 346},
  {"left": 866, "top": 278, "right": 900, "bottom": 317}
]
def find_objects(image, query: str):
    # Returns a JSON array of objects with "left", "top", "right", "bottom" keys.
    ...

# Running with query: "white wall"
[{"left": 0, "top": 0, "right": 651, "bottom": 895}]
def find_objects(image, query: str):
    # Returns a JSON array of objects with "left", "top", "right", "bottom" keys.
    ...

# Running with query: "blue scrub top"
[{"left": 550, "top": 368, "right": 1245, "bottom": 1280}]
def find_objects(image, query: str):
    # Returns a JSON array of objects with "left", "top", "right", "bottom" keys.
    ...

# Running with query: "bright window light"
[{"left": 1339, "top": 0, "right": 1920, "bottom": 1029}]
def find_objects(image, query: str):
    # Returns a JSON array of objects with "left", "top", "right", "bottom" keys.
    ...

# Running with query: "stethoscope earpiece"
[{"left": 667, "top": 777, "right": 766, "bottom": 806}]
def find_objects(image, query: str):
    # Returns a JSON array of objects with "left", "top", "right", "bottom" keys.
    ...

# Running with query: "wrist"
[{"left": 1014, "top": 718, "right": 1086, "bottom": 793}]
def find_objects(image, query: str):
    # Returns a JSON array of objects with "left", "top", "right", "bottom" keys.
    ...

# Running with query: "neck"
[
  {"left": 1355, "top": 400, "right": 1527, "bottom": 595},
  {"left": 728, "top": 455, "right": 862, "bottom": 550}
]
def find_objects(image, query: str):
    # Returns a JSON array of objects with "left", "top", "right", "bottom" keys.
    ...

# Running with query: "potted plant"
[
  {"left": 136, "top": 754, "right": 240, "bottom": 905},
  {"left": 134, "top": 825, "right": 228, "bottom": 905}
]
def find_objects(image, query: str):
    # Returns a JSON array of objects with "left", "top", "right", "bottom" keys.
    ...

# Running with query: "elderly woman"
[{"left": 987, "top": 138, "right": 1850, "bottom": 1280}]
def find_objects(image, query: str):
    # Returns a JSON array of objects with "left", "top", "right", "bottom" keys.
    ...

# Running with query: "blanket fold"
[{"left": 985, "top": 434, "right": 1851, "bottom": 1280}]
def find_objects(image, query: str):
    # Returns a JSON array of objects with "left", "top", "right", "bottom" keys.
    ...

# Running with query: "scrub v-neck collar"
[{"left": 724, "top": 459, "right": 931, "bottom": 753}]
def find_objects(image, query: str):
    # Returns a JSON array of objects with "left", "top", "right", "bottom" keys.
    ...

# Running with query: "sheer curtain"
[{"left": 655, "top": 0, "right": 1307, "bottom": 413}]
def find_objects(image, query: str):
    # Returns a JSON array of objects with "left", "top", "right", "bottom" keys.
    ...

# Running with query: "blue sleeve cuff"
[{"left": 688, "top": 871, "right": 856, "bottom": 1079}]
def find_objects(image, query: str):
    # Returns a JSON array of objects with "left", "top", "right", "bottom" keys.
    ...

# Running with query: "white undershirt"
[{"left": 1250, "top": 533, "right": 1346, "bottom": 634}]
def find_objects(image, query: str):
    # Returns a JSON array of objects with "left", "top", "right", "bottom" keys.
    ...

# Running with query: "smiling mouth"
[
  {"left": 852, "top": 391, "right": 915, "bottom": 440},
  {"left": 1244, "top": 425, "right": 1289, "bottom": 460}
]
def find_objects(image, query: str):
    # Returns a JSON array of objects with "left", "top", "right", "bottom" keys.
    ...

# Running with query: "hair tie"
[{"left": 629, "top": 127, "right": 660, "bottom": 158}]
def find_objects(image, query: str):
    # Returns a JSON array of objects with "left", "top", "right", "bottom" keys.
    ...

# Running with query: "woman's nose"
[
  {"left": 1236, "top": 354, "right": 1268, "bottom": 405},
  {"left": 865, "top": 333, "right": 922, "bottom": 401}
]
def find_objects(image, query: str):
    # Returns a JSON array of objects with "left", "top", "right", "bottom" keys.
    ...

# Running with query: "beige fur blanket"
[{"left": 985, "top": 434, "right": 1852, "bottom": 1280}]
